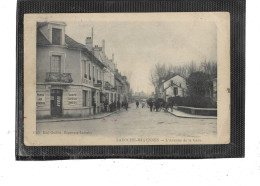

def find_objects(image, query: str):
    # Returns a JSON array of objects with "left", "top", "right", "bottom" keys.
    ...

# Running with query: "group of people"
[
  {"left": 103, "top": 99, "right": 129, "bottom": 112},
  {"left": 147, "top": 100, "right": 154, "bottom": 112},
  {"left": 136, "top": 100, "right": 155, "bottom": 112},
  {"left": 135, "top": 101, "right": 146, "bottom": 109}
]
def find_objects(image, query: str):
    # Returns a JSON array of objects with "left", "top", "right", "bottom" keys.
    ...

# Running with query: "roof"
[
  {"left": 37, "top": 22, "right": 48, "bottom": 28},
  {"left": 65, "top": 35, "right": 86, "bottom": 49},
  {"left": 37, "top": 21, "right": 66, "bottom": 28},
  {"left": 163, "top": 82, "right": 180, "bottom": 91},
  {"left": 159, "top": 74, "right": 185, "bottom": 85},
  {"left": 36, "top": 26, "right": 105, "bottom": 68},
  {"left": 37, "top": 29, "right": 51, "bottom": 45},
  {"left": 64, "top": 35, "right": 106, "bottom": 68}
]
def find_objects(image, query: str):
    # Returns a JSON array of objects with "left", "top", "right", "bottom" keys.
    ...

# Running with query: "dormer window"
[{"left": 52, "top": 28, "right": 62, "bottom": 45}]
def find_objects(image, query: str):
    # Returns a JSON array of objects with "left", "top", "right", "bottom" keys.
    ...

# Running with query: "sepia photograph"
[{"left": 23, "top": 13, "right": 230, "bottom": 146}]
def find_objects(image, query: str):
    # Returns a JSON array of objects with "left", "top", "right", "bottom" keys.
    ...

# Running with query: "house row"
[{"left": 36, "top": 21, "right": 130, "bottom": 119}]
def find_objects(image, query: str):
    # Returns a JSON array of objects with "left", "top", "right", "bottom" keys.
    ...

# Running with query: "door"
[
  {"left": 92, "top": 90, "right": 96, "bottom": 114},
  {"left": 51, "top": 89, "right": 63, "bottom": 117}
]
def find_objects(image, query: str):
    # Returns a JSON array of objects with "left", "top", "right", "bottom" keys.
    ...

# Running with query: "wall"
[
  {"left": 36, "top": 84, "right": 51, "bottom": 119},
  {"left": 36, "top": 45, "right": 81, "bottom": 84},
  {"left": 36, "top": 84, "right": 99, "bottom": 119},
  {"left": 164, "top": 75, "right": 187, "bottom": 90}
]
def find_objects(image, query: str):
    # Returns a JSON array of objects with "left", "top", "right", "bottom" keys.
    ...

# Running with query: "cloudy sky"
[{"left": 43, "top": 15, "right": 217, "bottom": 95}]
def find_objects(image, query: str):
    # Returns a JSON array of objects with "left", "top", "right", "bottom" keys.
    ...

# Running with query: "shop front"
[{"left": 36, "top": 84, "right": 102, "bottom": 119}]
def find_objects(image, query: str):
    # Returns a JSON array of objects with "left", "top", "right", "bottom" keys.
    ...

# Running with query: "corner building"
[{"left": 36, "top": 21, "right": 106, "bottom": 119}]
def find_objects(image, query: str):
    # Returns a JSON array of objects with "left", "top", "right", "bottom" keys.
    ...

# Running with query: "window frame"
[
  {"left": 50, "top": 55, "right": 61, "bottom": 73},
  {"left": 52, "top": 28, "right": 62, "bottom": 45}
]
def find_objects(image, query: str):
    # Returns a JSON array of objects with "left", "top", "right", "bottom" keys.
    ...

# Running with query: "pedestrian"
[
  {"left": 125, "top": 101, "right": 128, "bottom": 111},
  {"left": 149, "top": 101, "right": 153, "bottom": 112},
  {"left": 117, "top": 100, "right": 121, "bottom": 110},
  {"left": 104, "top": 99, "right": 108, "bottom": 112},
  {"left": 92, "top": 99, "right": 96, "bottom": 115},
  {"left": 142, "top": 102, "right": 145, "bottom": 108},
  {"left": 136, "top": 101, "right": 139, "bottom": 108}
]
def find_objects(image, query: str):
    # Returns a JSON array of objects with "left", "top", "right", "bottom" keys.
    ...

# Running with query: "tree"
[
  {"left": 199, "top": 61, "right": 217, "bottom": 79},
  {"left": 187, "top": 71, "right": 210, "bottom": 97},
  {"left": 149, "top": 60, "right": 217, "bottom": 98},
  {"left": 149, "top": 63, "right": 170, "bottom": 87}
]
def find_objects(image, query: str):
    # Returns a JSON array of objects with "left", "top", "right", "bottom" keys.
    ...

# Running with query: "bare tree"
[
  {"left": 149, "top": 60, "right": 217, "bottom": 92},
  {"left": 149, "top": 63, "right": 170, "bottom": 87},
  {"left": 199, "top": 60, "right": 217, "bottom": 79}
]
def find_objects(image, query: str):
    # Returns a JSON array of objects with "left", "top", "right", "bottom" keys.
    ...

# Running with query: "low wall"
[{"left": 176, "top": 106, "right": 217, "bottom": 116}]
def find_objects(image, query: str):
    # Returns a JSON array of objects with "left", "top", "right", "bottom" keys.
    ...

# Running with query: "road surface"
[{"left": 37, "top": 103, "right": 217, "bottom": 138}]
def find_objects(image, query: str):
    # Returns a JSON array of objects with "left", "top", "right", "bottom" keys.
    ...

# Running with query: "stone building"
[
  {"left": 155, "top": 75, "right": 187, "bottom": 101},
  {"left": 89, "top": 39, "right": 117, "bottom": 109},
  {"left": 36, "top": 21, "right": 106, "bottom": 119}
]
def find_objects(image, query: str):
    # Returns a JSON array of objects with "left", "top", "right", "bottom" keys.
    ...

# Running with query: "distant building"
[
  {"left": 155, "top": 75, "right": 187, "bottom": 101},
  {"left": 132, "top": 91, "right": 148, "bottom": 101},
  {"left": 114, "top": 70, "right": 130, "bottom": 103}
]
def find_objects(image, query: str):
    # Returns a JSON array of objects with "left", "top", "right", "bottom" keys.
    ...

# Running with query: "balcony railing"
[
  {"left": 104, "top": 81, "right": 112, "bottom": 90},
  {"left": 94, "top": 80, "right": 102, "bottom": 87},
  {"left": 46, "top": 72, "right": 73, "bottom": 83}
]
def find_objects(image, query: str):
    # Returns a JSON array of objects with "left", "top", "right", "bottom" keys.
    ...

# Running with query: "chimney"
[
  {"left": 102, "top": 40, "right": 105, "bottom": 53},
  {"left": 85, "top": 37, "right": 93, "bottom": 51}
]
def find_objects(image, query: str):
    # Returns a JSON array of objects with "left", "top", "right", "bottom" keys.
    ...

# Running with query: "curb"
[
  {"left": 37, "top": 110, "right": 121, "bottom": 123},
  {"left": 166, "top": 110, "right": 217, "bottom": 119}
]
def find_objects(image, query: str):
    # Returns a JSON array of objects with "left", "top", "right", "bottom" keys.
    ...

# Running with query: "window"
[
  {"left": 82, "top": 90, "right": 88, "bottom": 107},
  {"left": 52, "top": 28, "right": 62, "bottom": 45},
  {"left": 174, "top": 87, "right": 178, "bottom": 96},
  {"left": 93, "top": 66, "right": 95, "bottom": 82},
  {"left": 50, "top": 55, "right": 61, "bottom": 73},
  {"left": 88, "top": 63, "right": 91, "bottom": 80},
  {"left": 96, "top": 69, "right": 99, "bottom": 80},
  {"left": 82, "top": 60, "right": 87, "bottom": 79}
]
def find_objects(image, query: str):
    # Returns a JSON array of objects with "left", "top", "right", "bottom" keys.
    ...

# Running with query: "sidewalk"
[
  {"left": 167, "top": 108, "right": 217, "bottom": 119},
  {"left": 37, "top": 110, "right": 121, "bottom": 123}
]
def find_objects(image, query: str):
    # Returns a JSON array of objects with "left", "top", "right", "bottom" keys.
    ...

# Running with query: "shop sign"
[
  {"left": 36, "top": 92, "right": 45, "bottom": 106},
  {"left": 68, "top": 92, "right": 77, "bottom": 105}
]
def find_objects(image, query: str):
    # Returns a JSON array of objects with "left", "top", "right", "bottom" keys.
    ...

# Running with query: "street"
[{"left": 37, "top": 103, "right": 217, "bottom": 138}]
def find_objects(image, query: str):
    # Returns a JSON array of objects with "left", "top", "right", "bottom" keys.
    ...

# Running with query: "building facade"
[
  {"left": 36, "top": 21, "right": 129, "bottom": 119},
  {"left": 155, "top": 75, "right": 187, "bottom": 102}
]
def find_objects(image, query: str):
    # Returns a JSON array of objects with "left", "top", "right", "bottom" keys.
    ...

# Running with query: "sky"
[{"left": 44, "top": 17, "right": 217, "bottom": 95}]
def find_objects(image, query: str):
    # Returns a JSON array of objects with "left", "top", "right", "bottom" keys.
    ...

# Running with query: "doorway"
[{"left": 51, "top": 89, "right": 63, "bottom": 117}]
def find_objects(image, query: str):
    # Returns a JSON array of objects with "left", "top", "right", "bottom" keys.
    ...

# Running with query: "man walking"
[
  {"left": 149, "top": 101, "right": 153, "bottom": 112},
  {"left": 136, "top": 101, "right": 139, "bottom": 108},
  {"left": 117, "top": 100, "right": 121, "bottom": 110}
]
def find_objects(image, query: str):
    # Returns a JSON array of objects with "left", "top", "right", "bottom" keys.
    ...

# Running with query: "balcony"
[
  {"left": 94, "top": 80, "right": 102, "bottom": 88},
  {"left": 46, "top": 72, "right": 73, "bottom": 83},
  {"left": 104, "top": 81, "right": 112, "bottom": 91}
]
